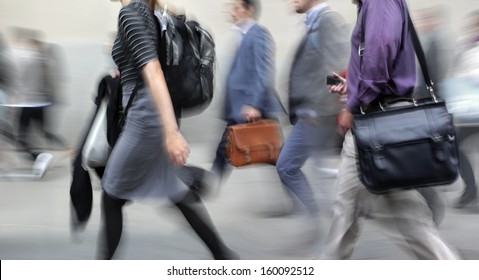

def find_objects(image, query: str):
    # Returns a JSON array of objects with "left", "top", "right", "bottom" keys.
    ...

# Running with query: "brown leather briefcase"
[{"left": 225, "top": 119, "right": 284, "bottom": 167}]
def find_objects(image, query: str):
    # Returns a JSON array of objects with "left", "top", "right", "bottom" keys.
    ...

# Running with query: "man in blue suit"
[{"left": 211, "top": 0, "right": 284, "bottom": 183}]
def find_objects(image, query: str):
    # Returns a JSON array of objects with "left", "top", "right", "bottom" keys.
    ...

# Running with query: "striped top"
[{"left": 112, "top": 0, "right": 159, "bottom": 85}]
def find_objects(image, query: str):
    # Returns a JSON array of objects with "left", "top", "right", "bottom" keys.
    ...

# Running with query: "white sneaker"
[{"left": 32, "top": 153, "right": 54, "bottom": 178}]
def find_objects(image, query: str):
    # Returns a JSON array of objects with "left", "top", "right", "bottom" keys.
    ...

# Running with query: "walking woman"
[{"left": 101, "top": 0, "right": 236, "bottom": 259}]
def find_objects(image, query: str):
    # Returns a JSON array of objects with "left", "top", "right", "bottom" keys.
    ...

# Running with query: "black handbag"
[{"left": 352, "top": 12, "right": 459, "bottom": 194}]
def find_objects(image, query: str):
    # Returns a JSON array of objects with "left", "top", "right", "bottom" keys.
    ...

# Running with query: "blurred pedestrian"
[
  {"left": 0, "top": 31, "right": 18, "bottom": 175},
  {"left": 210, "top": 0, "right": 285, "bottom": 187},
  {"left": 321, "top": 0, "right": 459, "bottom": 259},
  {"left": 7, "top": 28, "right": 56, "bottom": 176},
  {"left": 275, "top": 0, "right": 349, "bottom": 224},
  {"left": 447, "top": 9, "right": 479, "bottom": 208},
  {"left": 0, "top": 32, "right": 10, "bottom": 101},
  {"left": 412, "top": 6, "right": 455, "bottom": 225},
  {"left": 0, "top": 32, "right": 15, "bottom": 143},
  {"left": 10, "top": 28, "right": 65, "bottom": 161},
  {"left": 100, "top": 0, "right": 236, "bottom": 259}
]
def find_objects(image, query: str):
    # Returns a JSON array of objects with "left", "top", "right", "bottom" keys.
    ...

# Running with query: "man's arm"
[
  {"left": 252, "top": 28, "right": 275, "bottom": 104},
  {"left": 242, "top": 27, "right": 275, "bottom": 121},
  {"left": 347, "top": 0, "right": 404, "bottom": 109}
]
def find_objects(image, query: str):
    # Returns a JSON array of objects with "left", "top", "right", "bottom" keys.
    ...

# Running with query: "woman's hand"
[{"left": 164, "top": 129, "right": 190, "bottom": 166}]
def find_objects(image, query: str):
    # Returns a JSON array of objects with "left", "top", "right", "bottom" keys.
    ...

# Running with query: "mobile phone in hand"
[{"left": 326, "top": 75, "right": 343, "bottom": 85}]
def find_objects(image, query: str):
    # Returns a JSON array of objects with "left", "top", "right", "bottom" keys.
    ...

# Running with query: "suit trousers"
[
  {"left": 321, "top": 130, "right": 459, "bottom": 259},
  {"left": 276, "top": 119, "right": 336, "bottom": 216}
]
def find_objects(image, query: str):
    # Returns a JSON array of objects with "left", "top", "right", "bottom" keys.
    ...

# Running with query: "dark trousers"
[
  {"left": 17, "top": 106, "right": 65, "bottom": 159},
  {"left": 457, "top": 126, "right": 479, "bottom": 199},
  {"left": 211, "top": 120, "right": 238, "bottom": 182}
]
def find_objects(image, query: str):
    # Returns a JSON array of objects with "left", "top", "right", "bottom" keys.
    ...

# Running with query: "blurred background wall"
[{"left": 0, "top": 0, "right": 477, "bottom": 146}]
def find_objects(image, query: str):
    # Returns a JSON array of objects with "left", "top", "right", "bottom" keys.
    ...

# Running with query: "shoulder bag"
[
  {"left": 82, "top": 77, "right": 139, "bottom": 169},
  {"left": 82, "top": 97, "right": 110, "bottom": 168}
]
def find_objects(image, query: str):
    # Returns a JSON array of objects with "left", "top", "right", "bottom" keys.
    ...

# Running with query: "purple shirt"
[{"left": 346, "top": 0, "right": 416, "bottom": 110}]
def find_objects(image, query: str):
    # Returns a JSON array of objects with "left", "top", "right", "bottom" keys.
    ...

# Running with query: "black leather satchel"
[{"left": 352, "top": 12, "right": 459, "bottom": 194}]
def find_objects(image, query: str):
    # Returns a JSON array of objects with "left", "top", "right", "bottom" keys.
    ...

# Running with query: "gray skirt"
[{"left": 101, "top": 82, "right": 188, "bottom": 202}]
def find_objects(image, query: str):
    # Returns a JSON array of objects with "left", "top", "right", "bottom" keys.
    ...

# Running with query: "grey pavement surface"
[{"left": 1, "top": 127, "right": 479, "bottom": 260}]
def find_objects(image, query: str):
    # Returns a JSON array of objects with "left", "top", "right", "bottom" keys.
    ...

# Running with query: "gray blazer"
[
  {"left": 288, "top": 7, "right": 350, "bottom": 124},
  {"left": 223, "top": 23, "right": 284, "bottom": 122}
]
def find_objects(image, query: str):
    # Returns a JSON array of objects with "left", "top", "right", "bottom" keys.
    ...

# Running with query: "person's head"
[
  {"left": 229, "top": 0, "right": 261, "bottom": 23},
  {"left": 290, "top": 0, "right": 324, "bottom": 14}
]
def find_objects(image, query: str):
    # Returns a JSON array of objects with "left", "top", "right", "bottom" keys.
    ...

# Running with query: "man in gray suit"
[
  {"left": 276, "top": 0, "right": 349, "bottom": 220},
  {"left": 211, "top": 0, "right": 284, "bottom": 183}
]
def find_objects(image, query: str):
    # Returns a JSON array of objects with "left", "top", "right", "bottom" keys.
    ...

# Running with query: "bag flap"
[
  {"left": 353, "top": 102, "right": 455, "bottom": 149},
  {"left": 229, "top": 120, "right": 283, "bottom": 150}
]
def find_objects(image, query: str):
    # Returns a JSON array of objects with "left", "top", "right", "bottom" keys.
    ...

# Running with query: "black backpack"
[
  {"left": 154, "top": 11, "right": 215, "bottom": 117},
  {"left": 107, "top": 12, "right": 215, "bottom": 148}
]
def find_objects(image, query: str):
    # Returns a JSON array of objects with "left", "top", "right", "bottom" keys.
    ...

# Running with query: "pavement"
[{"left": 1, "top": 131, "right": 479, "bottom": 260}]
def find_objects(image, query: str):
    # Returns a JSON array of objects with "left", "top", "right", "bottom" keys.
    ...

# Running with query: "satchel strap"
[
  {"left": 359, "top": 4, "right": 438, "bottom": 102},
  {"left": 407, "top": 13, "right": 437, "bottom": 101}
]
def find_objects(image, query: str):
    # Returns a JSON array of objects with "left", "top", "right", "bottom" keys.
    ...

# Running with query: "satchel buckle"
[
  {"left": 360, "top": 105, "right": 369, "bottom": 115},
  {"left": 358, "top": 43, "right": 364, "bottom": 57},
  {"left": 379, "top": 101, "right": 385, "bottom": 111},
  {"left": 427, "top": 82, "right": 439, "bottom": 103},
  {"left": 244, "top": 148, "right": 251, "bottom": 164}
]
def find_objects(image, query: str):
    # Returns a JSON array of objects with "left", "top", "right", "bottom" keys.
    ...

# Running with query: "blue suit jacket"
[{"left": 223, "top": 23, "right": 284, "bottom": 122}]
